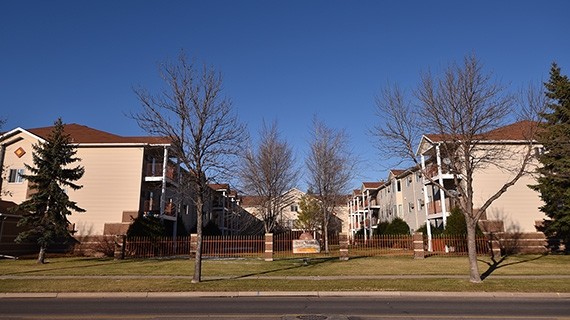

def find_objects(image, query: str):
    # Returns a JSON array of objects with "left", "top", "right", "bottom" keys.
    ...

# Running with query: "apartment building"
[
  {"left": 350, "top": 121, "right": 544, "bottom": 241},
  {"left": 242, "top": 188, "right": 347, "bottom": 233},
  {"left": 207, "top": 183, "right": 263, "bottom": 235},
  {"left": 0, "top": 123, "right": 255, "bottom": 237},
  {"left": 417, "top": 120, "right": 543, "bottom": 235}
]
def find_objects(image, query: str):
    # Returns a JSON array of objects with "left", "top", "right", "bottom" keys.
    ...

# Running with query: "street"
[{"left": 0, "top": 295, "right": 569, "bottom": 319}]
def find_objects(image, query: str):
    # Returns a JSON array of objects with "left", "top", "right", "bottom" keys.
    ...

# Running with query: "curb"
[{"left": 1, "top": 291, "right": 569, "bottom": 299}]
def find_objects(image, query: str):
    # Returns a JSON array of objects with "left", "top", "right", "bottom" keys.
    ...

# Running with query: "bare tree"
[
  {"left": 373, "top": 55, "right": 543, "bottom": 283},
  {"left": 238, "top": 120, "right": 299, "bottom": 232},
  {"left": 132, "top": 53, "right": 247, "bottom": 283},
  {"left": 306, "top": 118, "right": 354, "bottom": 252}
]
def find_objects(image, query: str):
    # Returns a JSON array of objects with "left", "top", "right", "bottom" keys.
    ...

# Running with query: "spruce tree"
[
  {"left": 531, "top": 63, "right": 570, "bottom": 251},
  {"left": 15, "top": 118, "right": 85, "bottom": 263}
]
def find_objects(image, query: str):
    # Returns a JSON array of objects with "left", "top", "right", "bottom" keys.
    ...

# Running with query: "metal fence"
[
  {"left": 124, "top": 236, "right": 191, "bottom": 258},
  {"left": 202, "top": 235, "right": 264, "bottom": 258},
  {"left": 424, "top": 234, "right": 490, "bottom": 256},
  {"left": 122, "top": 233, "right": 490, "bottom": 259},
  {"left": 349, "top": 235, "right": 414, "bottom": 257}
]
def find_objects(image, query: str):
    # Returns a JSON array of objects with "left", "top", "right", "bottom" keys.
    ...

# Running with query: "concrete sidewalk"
[{"left": 1, "top": 290, "right": 570, "bottom": 299}]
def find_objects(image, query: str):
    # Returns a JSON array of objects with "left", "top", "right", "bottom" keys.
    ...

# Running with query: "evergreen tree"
[
  {"left": 15, "top": 118, "right": 85, "bottom": 263},
  {"left": 531, "top": 63, "right": 570, "bottom": 252}
]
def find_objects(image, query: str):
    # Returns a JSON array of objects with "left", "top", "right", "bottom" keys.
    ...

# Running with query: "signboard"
[{"left": 292, "top": 239, "right": 321, "bottom": 254}]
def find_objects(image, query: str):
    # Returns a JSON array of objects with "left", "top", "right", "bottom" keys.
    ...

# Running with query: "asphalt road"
[{"left": 0, "top": 295, "right": 569, "bottom": 320}]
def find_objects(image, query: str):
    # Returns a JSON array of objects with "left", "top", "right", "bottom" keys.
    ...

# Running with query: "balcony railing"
[{"left": 145, "top": 163, "right": 178, "bottom": 181}]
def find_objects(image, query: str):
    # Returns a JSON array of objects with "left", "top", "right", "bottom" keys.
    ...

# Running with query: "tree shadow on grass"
[
  {"left": 479, "top": 254, "right": 545, "bottom": 280},
  {"left": 203, "top": 257, "right": 340, "bottom": 282},
  {"left": 2, "top": 258, "right": 137, "bottom": 276}
]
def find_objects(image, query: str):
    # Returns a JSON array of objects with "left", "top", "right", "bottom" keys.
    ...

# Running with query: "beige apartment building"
[
  {"left": 0, "top": 123, "right": 255, "bottom": 237},
  {"left": 417, "top": 121, "right": 544, "bottom": 235},
  {"left": 242, "top": 188, "right": 347, "bottom": 234},
  {"left": 350, "top": 121, "right": 545, "bottom": 242}
]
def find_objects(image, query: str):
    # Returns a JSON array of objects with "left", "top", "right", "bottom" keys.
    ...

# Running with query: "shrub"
[
  {"left": 444, "top": 207, "right": 483, "bottom": 236},
  {"left": 384, "top": 217, "right": 411, "bottom": 235},
  {"left": 373, "top": 221, "right": 390, "bottom": 235},
  {"left": 416, "top": 223, "right": 443, "bottom": 235},
  {"left": 127, "top": 214, "right": 165, "bottom": 238}
]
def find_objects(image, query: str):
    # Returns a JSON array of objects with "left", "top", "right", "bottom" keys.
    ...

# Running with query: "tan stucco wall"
[
  {"left": 1, "top": 133, "right": 36, "bottom": 202},
  {"left": 1, "top": 131, "right": 145, "bottom": 236},
  {"left": 472, "top": 146, "right": 543, "bottom": 233},
  {"left": 69, "top": 146, "right": 144, "bottom": 235}
]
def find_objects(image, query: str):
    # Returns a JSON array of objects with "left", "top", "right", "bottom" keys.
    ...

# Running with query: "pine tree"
[
  {"left": 531, "top": 63, "right": 570, "bottom": 251},
  {"left": 15, "top": 118, "right": 85, "bottom": 263}
]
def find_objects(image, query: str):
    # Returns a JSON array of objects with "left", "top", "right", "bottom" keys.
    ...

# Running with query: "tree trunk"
[
  {"left": 322, "top": 207, "right": 329, "bottom": 253},
  {"left": 192, "top": 196, "right": 204, "bottom": 283},
  {"left": 37, "top": 246, "right": 46, "bottom": 264},
  {"left": 466, "top": 218, "right": 482, "bottom": 283}
]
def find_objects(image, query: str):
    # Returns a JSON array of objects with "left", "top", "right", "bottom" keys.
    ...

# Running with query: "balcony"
[
  {"left": 143, "top": 200, "right": 176, "bottom": 220},
  {"left": 425, "top": 199, "right": 452, "bottom": 218},
  {"left": 144, "top": 163, "right": 178, "bottom": 183}
]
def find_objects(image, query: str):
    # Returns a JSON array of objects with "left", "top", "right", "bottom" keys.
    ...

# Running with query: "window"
[
  {"left": 396, "top": 180, "right": 401, "bottom": 192},
  {"left": 408, "top": 202, "right": 414, "bottom": 213},
  {"left": 8, "top": 169, "right": 25, "bottom": 183},
  {"left": 290, "top": 204, "right": 298, "bottom": 212}
]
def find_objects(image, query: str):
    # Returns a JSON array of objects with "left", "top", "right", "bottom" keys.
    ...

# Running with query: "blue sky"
[{"left": 1, "top": 0, "right": 568, "bottom": 190}]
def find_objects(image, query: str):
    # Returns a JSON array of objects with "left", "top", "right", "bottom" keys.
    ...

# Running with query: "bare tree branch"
[
  {"left": 238, "top": 120, "right": 300, "bottom": 232},
  {"left": 372, "top": 54, "right": 543, "bottom": 283},
  {"left": 131, "top": 52, "right": 247, "bottom": 283},
  {"left": 306, "top": 117, "right": 355, "bottom": 252}
]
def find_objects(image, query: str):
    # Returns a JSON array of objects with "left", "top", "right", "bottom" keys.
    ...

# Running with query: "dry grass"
[{"left": 1, "top": 254, "right": 569, "bottom": 293}]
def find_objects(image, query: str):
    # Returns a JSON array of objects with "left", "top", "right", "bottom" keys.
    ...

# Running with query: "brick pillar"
[
  {"left": 339, "top": 232, "right": 349, "bottom": 261},
  {"left": 189, "top": 233, "right": 198, "bottom": 259},
  {"left": 114, "top": 235, "right": 126, "bottom": 260},
  {"left": 264, "top": 233, "right": 274, "bottom": 261},
  {"left": 413, "top": 232, "right": 425, "bottom": 259}
]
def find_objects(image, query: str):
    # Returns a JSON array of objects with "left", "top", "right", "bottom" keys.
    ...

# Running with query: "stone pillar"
[
  {"left": 264, "top": 233, "right": 274, "bottom": 261},
  {"left": 189, "top": 233, "right": 198, "bottom": 259},
  {"left": 114, "top": 235, "right": 126, "bottom": 260},
  {"left": 339, "top": 232, "right": 349, "bottom": 261},
  {"left": 413, "top": 232, "right": 425, "bottom": 259}
]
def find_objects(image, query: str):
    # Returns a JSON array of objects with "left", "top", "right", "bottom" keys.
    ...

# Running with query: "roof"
[
  {"left": 362, "top": 182, "right": 383, "bottom": 189},
  {"left": 25, "top": 123, "right": 171, "bottom": 144},
  {"left": 424, "top": 120, "right": 538, "bottom": 143},
  {"left": 208, "top": 183, "right": 230, "bottom": 191},
  {"left": 240, "top": 195, "right": 263, "bottom": 207},
  {"left": 418, "top": 121, "right": 539, "bottom": 155}
]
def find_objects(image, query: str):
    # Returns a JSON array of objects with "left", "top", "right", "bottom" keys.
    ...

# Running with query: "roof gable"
[{"left": 23, "top": 123, "right": 170, "bottom": 144}]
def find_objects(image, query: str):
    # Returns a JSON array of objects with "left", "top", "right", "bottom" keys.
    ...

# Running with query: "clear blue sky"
[{"left": 1, "top": 0, "right": 568, "bottom": 191}]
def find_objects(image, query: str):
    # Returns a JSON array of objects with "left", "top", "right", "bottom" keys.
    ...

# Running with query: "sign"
[{"left": 292, "top": 239, "right": 321, "bottom": 254}]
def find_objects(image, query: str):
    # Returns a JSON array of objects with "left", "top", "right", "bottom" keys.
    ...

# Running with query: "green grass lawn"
[{"left": 1, "top": 255, "right": 569, "bottom": 293}]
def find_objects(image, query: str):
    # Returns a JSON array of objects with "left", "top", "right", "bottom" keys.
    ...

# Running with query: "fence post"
[
  {"left": 264, "top": 233, "right": 273, "bottom": 261},
  {"left": 114, "top": 235, "right": 126, "bottom": 260},
  {"left": 189, "top": 233, "right": 198, "bottom": 259},
  {"left": 339, "top": 232, "right": 349, "bottom": 261},
  {"left": 413, "top": 232, "right": 425, "bottom": 259}
]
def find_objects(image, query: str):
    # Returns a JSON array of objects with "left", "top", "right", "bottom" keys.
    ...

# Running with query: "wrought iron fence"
[
  {"left": 202, "top": 235, "right": 264, "bottom": 258},
  {"left": 349, "top": 235, "right": 414, "bottom": 257},
  {"left": 424, "top": 234, "right": 490, "bottom": 256}
]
